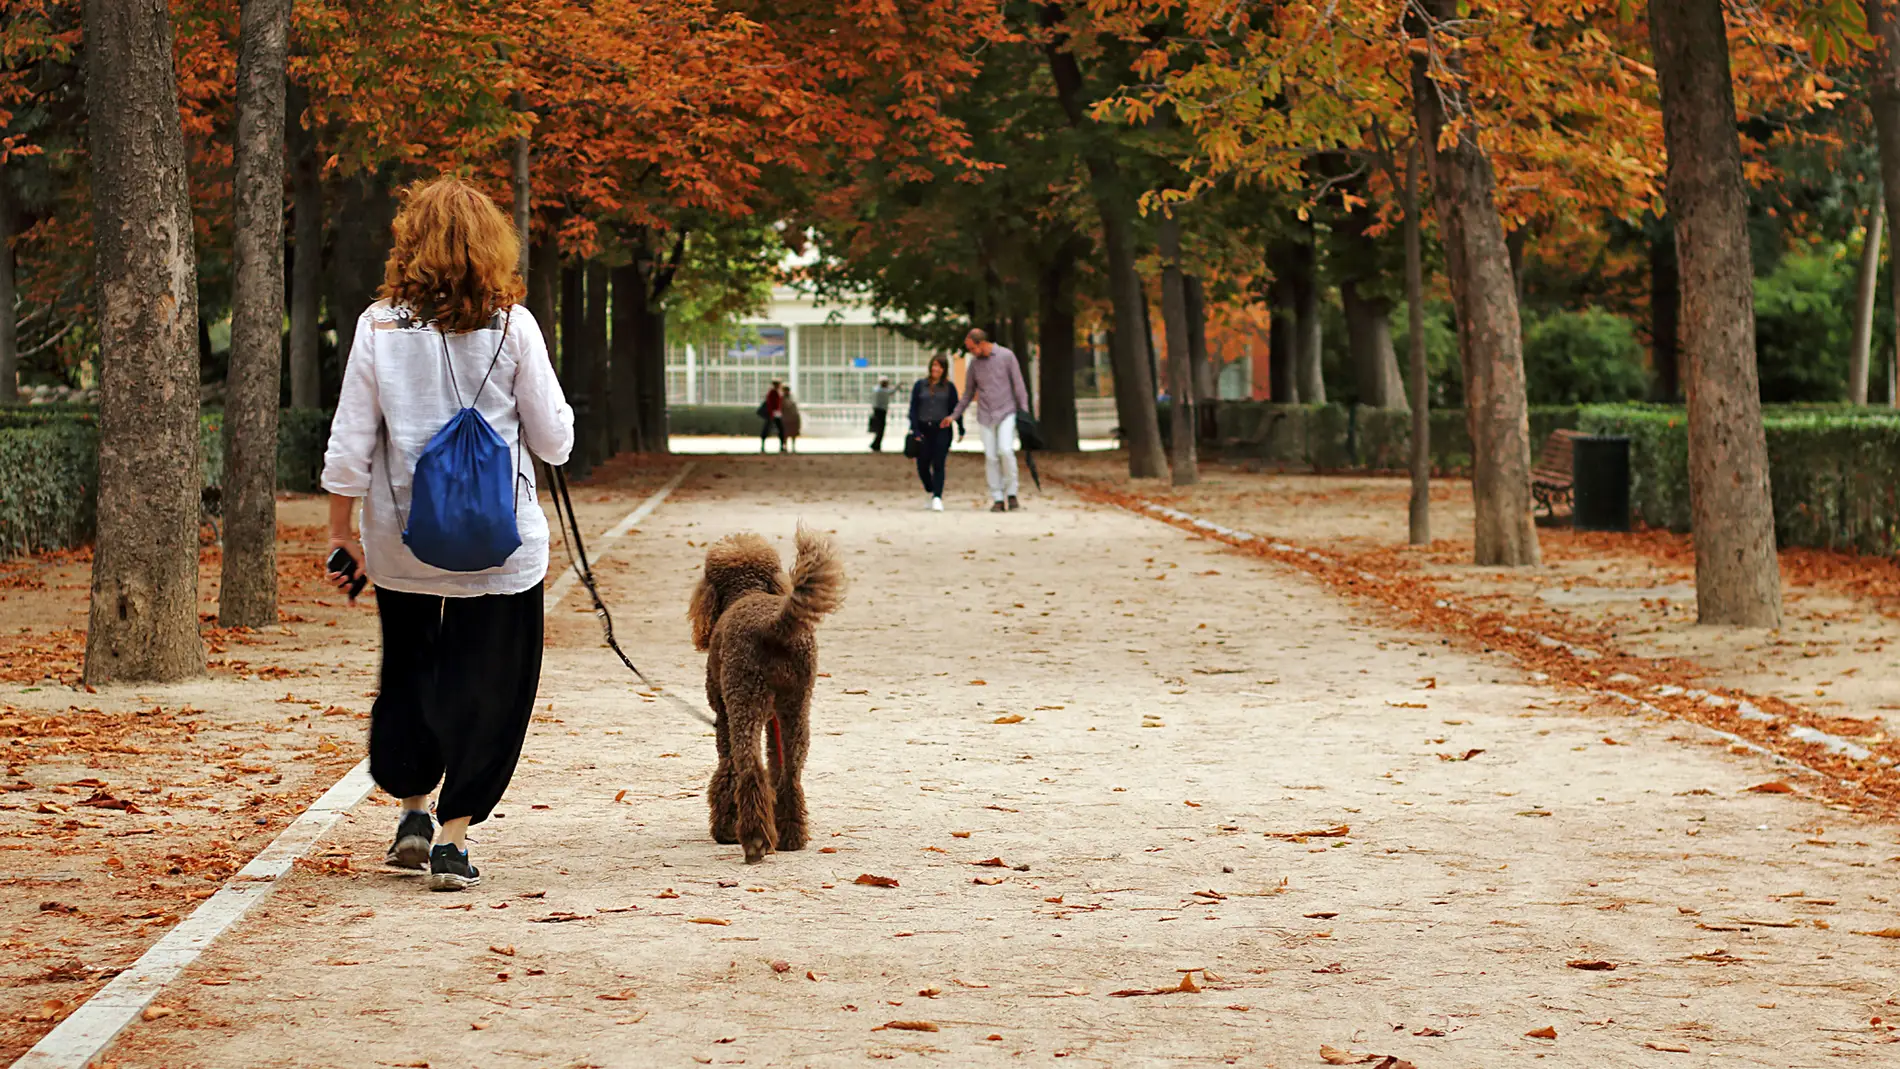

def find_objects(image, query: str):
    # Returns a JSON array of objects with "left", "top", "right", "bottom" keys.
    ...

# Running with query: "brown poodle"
[{"left": 688, "top": 526, "right": 846, "bottom": 863}]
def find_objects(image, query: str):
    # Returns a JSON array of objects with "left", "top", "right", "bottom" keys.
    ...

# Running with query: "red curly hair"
[{"left": 378, "top": 177, "right": 525, "bottom": 333}]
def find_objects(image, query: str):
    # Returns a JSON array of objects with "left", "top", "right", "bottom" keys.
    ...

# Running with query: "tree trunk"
[
  {"left": 1292, "top": 231, "right": 1326, "bottom": 404},
  {"left": 1403, "top": 139, "right": 1431, "bottom": 546},
  {"left": 1036, "top": 242, "right": 1080, "bottom": 452},
  {"left": 1651, "top": 0, "right": 1782, "bottom": 626},
  {"left": 218, "top": 0, "right": 291, "bottom": 629},
  {"left": 1649, "top": 217, "right": 1681, "bottom": 401},
  {"left": 583, "top": 262, "right": 611, "bottom": 463},
  {"left": 1042, "top": 3, "right": 1167, "bottom": 479},
  {"left": 328, "top": 169, "right": 394, "bottom": 369},
  {"left": 82, "top": 0, "right": 205, "bottom": 682},
  {"left": 1184, "top": 273, "right": 1217, "bottom": 442},
  {"left": 558, "top": 263, "right": 591, "bottom": 477},
  {"left": 1341, "top": 279, "right": 1406, "bottom": 409},
  {"left": 1267, "top": 274, "right": 1298, "bottom": 403},
  {"left": 1850, "top": 203, "right": 1884, "bottom": 405},
  {"left": 1868, "top": 1, "right": 1900, "bottom": 412},
  {"left": 1158, "top": 214, "right": 1197, "bottom": 485},
  {"left": 512, "top": 131, "right": 530, "bottom": 282},
  {"left": 1007, "top": 313, "right": 1032, "bottom": 410},
  {"left": 609, "top": 262, "right": 640, "bottom": 455},
  {"left": 529, "top": 229, "right": 558, "bottom": 348},
  {"left": 286, "top": 81, "right": 321, "bottom": 409},
  {"left": 0, "top": 177, "right": 16, "bottom": 400},
  {"left": 1413, "top": 0, "right": 1539, "bottom": 566}
]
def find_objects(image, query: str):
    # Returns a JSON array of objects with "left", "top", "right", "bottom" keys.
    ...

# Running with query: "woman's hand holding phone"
[{"left": 326, "top": 538, "right": 368, "bottom": 602}]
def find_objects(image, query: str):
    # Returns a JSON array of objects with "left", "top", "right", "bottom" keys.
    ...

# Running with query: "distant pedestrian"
[
  {"left": 758, "top": 380, "right": 785, "bottom": 453},
  {"left": 868, "top": 376, "right": 894, "bottom": 452},
  {"left": 910, "top": 355, "right": 958, "bottom": 512},
  {"left": 943, "top": 328, "right": 1029, "bottom": 512},
  {"left": 781, "top": 385, "right": 802, "bottom": 453}
]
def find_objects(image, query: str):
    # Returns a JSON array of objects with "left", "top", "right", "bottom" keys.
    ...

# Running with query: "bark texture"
[
  {"left": 1649, "top": 218, "right": 1681, "bottom": 402},
  {"left": 1158, "top": 214, "right": 1197, "bottom": 485},
  {"left": 1042, "top": 3, "right": 1166, "bottom": 478},
  {"left": 286, "top": 81, "right": 322, "bottom": 409},
  {"left": 1403, "top": 140, "right": 1431, "bottom": 546},
  {"left": 0, "top": 178, "right": 15, "bottom": 400},
  {"left": 583, "top": 262, "right": 611, "bottom": 464},
  {"left": 1871, "top": 1, "right": 1900, "bottom": 410},
  {"left": 1267, "top": 275, "right": 1298, "bottom": 403},
  {"left": 328, "top": 170, "right": 394, "bottom": 367},
  {"left": 1413, "top": 1, "right": 1540, "bottom": 566},
  {"left": 610, "top": 262, "right": 640, "bottom": 454},
  {"left": 1290, "top": 233, "right": 1326, "bottom": 404},
  {"left": 218, "top": 0, "right": 291, "bottom": 628},
  {"left": 529, "top": 231, "right": 559, "bottom": 352},
  {"left": 83, "top": 0, "right": 206, "bottom": 681},
  {"left": 1651, "top": 0, "right": 1782, "bottom": 626},
  {"left": 1850, "top": 205, "right": 1884, "bottom": 405},
  {"left": 1184, "top": 274, "right": 1217, "bottom": 443},
  {"left": 558, "top": 264, "right": 591, "bottom": 476},
  {"left": 1036, "top": 241, "right": 1080, "bottom": 452}
]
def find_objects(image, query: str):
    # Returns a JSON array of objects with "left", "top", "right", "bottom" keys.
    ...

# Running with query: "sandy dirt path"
[{"left": 101, "top": 453, "right": 1898, "bottom": 1068}]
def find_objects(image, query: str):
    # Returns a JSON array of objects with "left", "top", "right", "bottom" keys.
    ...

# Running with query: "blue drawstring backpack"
[{"left": 384, "top": 311, "right": 522, "bottom": 572}]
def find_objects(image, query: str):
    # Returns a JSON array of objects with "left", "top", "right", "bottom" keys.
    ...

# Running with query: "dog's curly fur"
[{"left": 688, "top": 526, "right": 845, "bottom": 863}]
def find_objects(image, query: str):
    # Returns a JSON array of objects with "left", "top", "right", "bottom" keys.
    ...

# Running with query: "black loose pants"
[{"left": 369, "top": 583, "right": 544, "bottom": 825}]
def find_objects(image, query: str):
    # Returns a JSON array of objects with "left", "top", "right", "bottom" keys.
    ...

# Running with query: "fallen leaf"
[
  {"left": 490, "top": 945, "right": 515, "bottom": 957},
  {"left": 1436, "top": 749, "right": 1485, "bottom": 762},
  {"left": 687, "top": 917, "right": 730, "bottom": 926},
  {"left": 1304, "top": 911, "right": 1339, "bottom": 919},
  {"left": 771, "top": 960, "right": 791, "bottom": 973},
  {"left": 918, "top": 987, "right": 940, "bottom": 997},
  {"left": 1643, "top": 1042, "right": 1692, "bottom": 1053},
  {"left": 1526, "top": 1026, "right": 1557, "bottom": 1039},
  {"left": 854, "top": 874, "right": 899, "bottom": 888},
  {"left": 1565, "top": 960, "right": 1615, "bottom": 971},
  {"left": 1109, "top": 972, "right": 1202, "bottom": 997},
  {"left": 1265, "top": 824, "right": 1350, "bottom": 841},
  {"left": 972, "top": 857, "right": 1008, "bottom": 867},
  {"left": 1852, "top": 927, "right": 1900, "bottom": 938},
  {"left": 597, "top": 989, "right": 638, "bottom": 1001},
  {"left": 992, "top": 714, "right": 1024, "bottom": 724},
  {"left": 1746, "top": 781, "right": 1795, "bottom": 794},
  {"left": 655, "top": 889, "right": 680, "bottom": 899},
  {"left": 968, "top": 680, "right": 987, "bottom": 686},
  {"left": 613, "top": 789, "right": 628, "bottom": 803},
  {"left": 951, "top": 831, "right": 971, "bottom": 838},
  {"left": 470, "top": 1020, "right": 489, "bottom": 1031},
  {"left": 141, "top": 1005, "right": 175, "bottom": 1022},
  {"left": 1386, "top": 701, "right": 1428, "bottom": 709},
  {"left": 875, "top": 1020, "right": 939, "bottom": 1032},
  {"left": 973, "top": 876, "right": 1005, "bottom": 885},
  {"left": 1412, "top": 1027, "right": 1445, "bottom": 1037}
]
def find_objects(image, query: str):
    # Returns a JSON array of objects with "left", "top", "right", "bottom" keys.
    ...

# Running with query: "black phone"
[{"left": 326, "top": 547, "right": 368, "bottom": 602}]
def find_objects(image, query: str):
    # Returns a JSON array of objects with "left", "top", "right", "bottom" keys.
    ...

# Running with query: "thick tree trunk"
[
  {"left": 218, "top": 0, "right": 291, "bottom": 629},
  {"left": 557, "top": 263, "right": 591, "bottom": 477},
  {"left": 1158, "top": 215, "right": 1197, "bottom": 485},
  {"left": 1851, "top": 204, "right": 1884, "bottom": 405},
  {"left": 0, "top": 178, "right": 15, "bottom": 400},
  {"left": 1649, "top": 217, "right": 1681, "bottom": 401},
  {"left": 1007, "top": 313, "right": 1033, "bottom": 410},
  {"left": 1042, "top": 3, "right": 1167, "bottom": 479},
  {"left": 1869, "top": 2, "right": 1900, "bottom": 412},
  {"left": 1036, "top": 243, "right": 1080, "bottom": 452},
  {"left": 1651, "top": 0, "right": 1782, "bottom": 626},
  {"left": 1342, "top": 280, "right": 1406, "bottom": 409},
  {"left": 1403, "top": 140, "right": 1431, "bottom": 546},
  {"left": 1184, "top": 274, "right": 1217, "bottom": 442},
  {"left": 609, "top": 262, "right": 640, "bottom": 455},
  {"left": 584, "top": 262, "right": 612, "bottom": 463},
  {"left": 82, "top": 0, "right": 205, "bottom": 682},
  {"left": 1267, "top": 275, "right": 1298, "bottom": 403},
  {"left": 513, "top": 133, "right": 530, "bottom": 281},
  {"left": 529, "top": 230, "right": 558, "bottom": 348},
  {"left": 1291, "top": 232, "right": 1326, "bottom": 404},
  {"left": 286, "top": 81, "right": 321, "bottom": 409},
  {"left": 1413, "top": 1, "right": 1539, "bottom": 566}
]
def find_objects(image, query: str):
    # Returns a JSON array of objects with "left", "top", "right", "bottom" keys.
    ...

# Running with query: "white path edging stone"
[{"left": 12, "top": 761, "right": 376, "bottom": 1069}]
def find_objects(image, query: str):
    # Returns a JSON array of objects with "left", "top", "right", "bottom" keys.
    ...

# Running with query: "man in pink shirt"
[{"left": 941, "top": 328, "right": 1031, "bottom": 512}]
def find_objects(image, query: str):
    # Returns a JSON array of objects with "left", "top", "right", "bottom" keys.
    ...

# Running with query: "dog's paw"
[
  {"left": 742, "top": 835, "right": 772, "bottom": 864},
  {"left": 775, "top": 827, "right": 807, "bottom": 852}
]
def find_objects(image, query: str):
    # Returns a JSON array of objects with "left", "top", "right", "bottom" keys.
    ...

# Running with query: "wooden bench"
[{"left": 1531, "top": 429, "right": 1583, "bottom": 515}]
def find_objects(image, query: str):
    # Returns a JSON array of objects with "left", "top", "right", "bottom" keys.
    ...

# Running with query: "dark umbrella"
[{"left": 1016, "top": 411, "right": 1044, "bottom": 492}]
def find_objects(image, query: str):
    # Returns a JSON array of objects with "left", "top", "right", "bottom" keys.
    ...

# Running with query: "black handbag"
[
  {"left": 903, "top": 432, "right": 921, "bottom": 459},
  {"left": 755, "top": 400, "right": 770, "bottom": 419}
]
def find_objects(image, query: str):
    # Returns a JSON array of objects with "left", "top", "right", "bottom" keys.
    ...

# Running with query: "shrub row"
[
  {"left": 1, "top": 408, "right": 333, "bottom": 557},
  {"left": 1156, "top": 401, "right": 1583, "bottom": 474}
]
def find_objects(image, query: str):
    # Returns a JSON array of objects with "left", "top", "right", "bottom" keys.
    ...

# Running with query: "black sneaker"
[
  {"left": 427, "top": 844, "right": 481, "bottom": 891},
  {"left": 990, "top": 501, "right": 1006, "bottom": 513},
  {"left": 1007, "top": 496, "right": 1021, "bottom": 511},
  {"left": 384, "top": 810, "right": 433, "bottom": 870}
]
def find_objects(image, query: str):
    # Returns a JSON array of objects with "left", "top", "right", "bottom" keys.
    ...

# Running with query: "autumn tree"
[
  {"left": 219, "top": 0, "right": 292, "bottom": 628},
  {"left": 1649, "top": 0, "right": 1782, "bottom": 626},
  {"left": 81, "top": 0, "right": 203, "bottom": 681}
]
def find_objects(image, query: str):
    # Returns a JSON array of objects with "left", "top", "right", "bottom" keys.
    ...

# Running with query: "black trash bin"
[{"left": 1571, "top": 435, "right": 1631, "bottom": 532}]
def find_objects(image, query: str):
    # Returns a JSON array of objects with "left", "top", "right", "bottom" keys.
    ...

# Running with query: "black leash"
[{"left": 546, "top": 462, "right": 716, "bottom": 728}]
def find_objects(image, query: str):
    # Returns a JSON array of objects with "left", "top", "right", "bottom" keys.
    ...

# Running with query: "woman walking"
[
  {"left": 781, "top": 384, "right": 803, "bottom": 453},
  {"left": 909, "top": 355, "right": 958, "bottom": 511},
  {"left": 758, "top": 380, "right": 785, "bottom": 453},
  {"left": 320, "top": 177, "right": 574, "bottom": 892}
]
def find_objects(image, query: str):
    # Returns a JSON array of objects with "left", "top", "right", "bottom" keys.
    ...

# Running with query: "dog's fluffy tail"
[{"left": 779, "top": 524, "right": 845, "bottom": 634}]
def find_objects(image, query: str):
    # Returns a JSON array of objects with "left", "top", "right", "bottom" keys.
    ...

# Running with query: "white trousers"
[{"left": 977, "top": 414, "right": 1019, "bottom": 502}]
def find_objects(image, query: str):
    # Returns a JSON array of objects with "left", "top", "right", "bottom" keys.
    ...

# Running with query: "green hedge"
[
  {"left": 0, "top": 407, "right": 333, "bottom": 557},
  {"left": 1159, "top": 402, "right": 1583, "bottom": 474},
  {"left": 665, "top": 404, "right": 769, "bottom": 436},
  {"left": 1580, "top": 404, "right": 1900, "bottom": 554}
]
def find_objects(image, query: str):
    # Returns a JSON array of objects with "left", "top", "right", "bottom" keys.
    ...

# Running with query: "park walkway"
[{"left": 95, "top": 454, "right": 1898, "bottom": 1067}]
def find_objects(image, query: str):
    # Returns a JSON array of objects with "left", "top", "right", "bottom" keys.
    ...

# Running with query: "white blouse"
[{"left": 320, "top": 301, "right": 575, "bottom": 598}]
